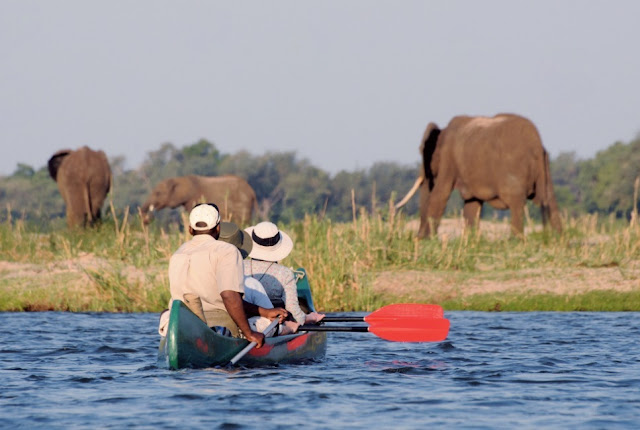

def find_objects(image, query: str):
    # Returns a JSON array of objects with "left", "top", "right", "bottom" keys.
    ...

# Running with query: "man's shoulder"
[
  {"left": 199, "top": 239, "right": 241, "bottom": 262},
  {"left": 174, "top": 236, "right": 237, "bottom": 255},
  {"left": 212, "top": 240, "right": 240, "bottom": 253}
]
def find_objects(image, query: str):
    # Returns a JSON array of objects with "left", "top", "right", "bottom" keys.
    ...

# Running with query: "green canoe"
[{"left": 158, "top": 268, "right": 327, "bottom": 369}]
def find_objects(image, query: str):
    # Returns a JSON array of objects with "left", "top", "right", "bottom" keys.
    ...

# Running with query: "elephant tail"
[
  {"left": 540, "top": 149, "right": 562, "bottom": 233},
  {"left": 83, "top": 182, "right": 93, "bottom": 226}
]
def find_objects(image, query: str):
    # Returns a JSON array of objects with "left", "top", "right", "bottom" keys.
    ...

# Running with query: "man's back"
[{"left": 169, "top": 235, "right": 244, "bottom": 312}]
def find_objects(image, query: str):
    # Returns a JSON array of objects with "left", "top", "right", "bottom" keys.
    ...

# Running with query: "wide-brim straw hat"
[
  {"left": 219, "top": 222, "right": 253, "bottom": 258},
  {"left": 244, "top": 221, "right": 293, "bottom": 262}
]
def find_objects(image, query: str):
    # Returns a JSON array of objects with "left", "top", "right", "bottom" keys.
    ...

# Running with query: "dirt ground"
[
  {"left": 371, "top": 219, "right": 640, "bottom": 301},
  {"left": 370, "top": 266, "right": 640, "bottom": 303}
]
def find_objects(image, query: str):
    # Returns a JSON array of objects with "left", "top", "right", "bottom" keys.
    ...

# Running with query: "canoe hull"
[{"left": 158, "top": 268, "right": 327, "bottom": 369}]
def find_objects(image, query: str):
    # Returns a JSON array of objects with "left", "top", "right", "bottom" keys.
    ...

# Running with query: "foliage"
[
  {"left": 577, "top": 140, "right": 640, "bottom": 218},
  {"left": 1, "top": 134, "right": 640, "bottom": 229}
]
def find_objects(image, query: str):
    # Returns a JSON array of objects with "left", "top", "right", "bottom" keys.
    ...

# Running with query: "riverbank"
[
  {"left": 2, "top": 214, "right": 639, "bottom": 312},
  {"left": 2, "top": 255, "right": 639, "bottom": 312}
]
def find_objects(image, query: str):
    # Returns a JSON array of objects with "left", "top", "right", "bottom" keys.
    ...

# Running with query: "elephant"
[
  {"left": 395, "top": 113, "right": 562, "bottom": 238},
  {"left": 141, "top": 175, "right": 257, "bottom": 225},
  {"left": 48, "top": 146, "right": 112, "bottom": 228}
]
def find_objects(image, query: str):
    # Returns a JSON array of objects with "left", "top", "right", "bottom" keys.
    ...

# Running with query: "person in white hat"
[
  {"left": 164, "top": 204, "right": 288, "bottom": 345},
  {"left": 218, "top": 221, "right": 298, "bottom": 336},
  {"left": 244, "top": 221, "right": 325, "bottom": 329}
]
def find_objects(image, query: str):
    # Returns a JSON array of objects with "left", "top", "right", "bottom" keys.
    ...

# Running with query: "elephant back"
[{"left": 48, "top": 149, "right": 72, "bottom": 181}]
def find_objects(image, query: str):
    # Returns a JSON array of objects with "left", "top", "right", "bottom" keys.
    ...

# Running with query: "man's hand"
[
  {"left": 221, "top": 290, "right": 256, "bottom": 342},
  {"left": 245, "top": 330, "right": 265, "bottom": 348},
  {"left": 261, "top": 307, "right": 288, "bottom": 323}
]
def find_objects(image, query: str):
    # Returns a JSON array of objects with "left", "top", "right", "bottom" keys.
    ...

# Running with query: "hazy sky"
[{"left": 1, "top": 1, "right": 639, "bottom": 176}]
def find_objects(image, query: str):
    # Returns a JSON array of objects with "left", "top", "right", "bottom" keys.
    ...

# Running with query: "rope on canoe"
[{"left": 293, "top": 268, "right": 306, "bottom": 282}]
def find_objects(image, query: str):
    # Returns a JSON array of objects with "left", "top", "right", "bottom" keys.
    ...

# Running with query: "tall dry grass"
[{"left": 1, "top": 194, "right": 640, "bottom": 312}]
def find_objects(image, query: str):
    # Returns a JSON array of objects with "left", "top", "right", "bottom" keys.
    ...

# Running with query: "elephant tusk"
[
  {"left": 395, "top": 176, "right": 424, "bottom": 209},
  {"left": 148, "top": 204, "right": 155, "bottom": 212}
]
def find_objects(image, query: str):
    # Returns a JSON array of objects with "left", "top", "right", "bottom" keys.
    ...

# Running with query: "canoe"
[{"left": 158, "top": 268, "right": 327, "bottom": 369}]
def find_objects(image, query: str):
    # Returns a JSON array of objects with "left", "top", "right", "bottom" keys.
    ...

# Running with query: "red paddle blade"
[
  {"left": 368, "top": 318, "right": 450, "bottom": 342},
  {"left": 365, "top": 304, "right": 444, "bottom": 323}
]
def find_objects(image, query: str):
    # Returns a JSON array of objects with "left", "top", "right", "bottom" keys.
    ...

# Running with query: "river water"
[{"left": 1, "top": 311, "right": 639, "bottom": 429}]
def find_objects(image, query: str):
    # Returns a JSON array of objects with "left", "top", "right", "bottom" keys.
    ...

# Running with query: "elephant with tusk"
[
  {"left": 396, "top": 113, "right": 562, "bottom": 238},
  {"left": 48, "top": 146, "right": 112, "bottom": 228},
  {"left": 140, "top": 175, "right": 257, "bottom": 226}
]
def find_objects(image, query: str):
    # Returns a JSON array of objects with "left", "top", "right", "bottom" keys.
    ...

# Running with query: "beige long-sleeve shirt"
[{"left": 169, "top": 235, "right": 244, "bottom": 312}]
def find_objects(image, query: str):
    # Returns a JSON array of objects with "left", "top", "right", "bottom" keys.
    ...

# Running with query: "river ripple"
[{"left": 1, "top": 311, "right": 639, "bottom": 429}]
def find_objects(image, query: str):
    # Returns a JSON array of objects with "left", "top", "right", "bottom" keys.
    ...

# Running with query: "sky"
[{"left": 1, "top": 1, "right": 639, "bottom": 176}]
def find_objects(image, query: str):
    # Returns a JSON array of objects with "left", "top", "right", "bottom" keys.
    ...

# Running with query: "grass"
[{"left": 1, "top": 202, "right": 639, "bottom": 312}]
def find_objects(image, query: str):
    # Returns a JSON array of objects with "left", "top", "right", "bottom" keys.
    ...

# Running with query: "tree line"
[{"left": 1, "top": 135, "right": 639, "bottom": 230}]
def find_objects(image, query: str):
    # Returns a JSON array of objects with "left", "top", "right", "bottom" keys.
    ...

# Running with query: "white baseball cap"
[{"left": 189, "top": 204, "right": 221, "bottom": 231}]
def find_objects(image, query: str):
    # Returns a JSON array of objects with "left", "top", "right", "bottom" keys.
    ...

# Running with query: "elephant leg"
[
  {"left": 541, "top": 203, "right": 563, "bottom": 233},
  {"left": 506, "top": 196, "right": 526, "bottom": 238},
  {"left": 422, "top": 179, "right": 455, "bottom": 238},
  {"left": 549, "top": 210, "right": 563, "bottom": 233},
  {"left": 417, "top": 185, "right": 430, "bottom": 238},
  {"left": 66, "top": 204, "right": 85, "bottom": 228},
  {"left": 541, "top": 204, "right": 549, "bottom": 226},
  {"left": 417, "top": 211, "right": 432, "bottom": 239},
  {"left": 463, "top": 199, "right": 482, "bottom": 229}
]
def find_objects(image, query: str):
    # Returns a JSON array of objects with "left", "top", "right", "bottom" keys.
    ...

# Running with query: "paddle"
[
  {"left": 229, "top": 319, "right": 280, "bottom": 366},
  {"left": 299, "top": 304, "right": 450, "bottom": 342}
]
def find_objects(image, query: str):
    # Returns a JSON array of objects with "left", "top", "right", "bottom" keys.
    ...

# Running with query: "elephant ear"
[
  {"left": 167, "top": 178, "right": 178, "bottom": 193},
  {"left": 421, "top": 123, "right": 441, "bottom": 190},
  {"left": 47, "top": 149, "right": 72, "bottom": 181}
]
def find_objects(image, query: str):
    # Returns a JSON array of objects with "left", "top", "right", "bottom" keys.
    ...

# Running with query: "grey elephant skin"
[
  {"left": 141, "top": 175, "right": 257, "bottom": 225},
  {"left": 396, "top": 113, "right": 562, "bottom": 238},
  {"left": 48, "top": 146, "right": 112, "bottom": 228}
]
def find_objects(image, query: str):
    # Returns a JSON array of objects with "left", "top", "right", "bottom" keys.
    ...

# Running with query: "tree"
[{"left": 578, "top": 138, "right": 640, "bottom": 218}]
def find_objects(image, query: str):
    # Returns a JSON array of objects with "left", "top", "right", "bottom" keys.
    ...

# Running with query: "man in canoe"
[{"left": 166, "top": 203, "right": 287, "bottom": 348}]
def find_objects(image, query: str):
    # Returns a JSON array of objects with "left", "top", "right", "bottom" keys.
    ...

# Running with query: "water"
[{"left": 1, "top": 311, "right": 639, "bottom": 429}]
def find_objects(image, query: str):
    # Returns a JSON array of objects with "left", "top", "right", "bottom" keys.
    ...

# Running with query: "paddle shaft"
[
  {"left": 321, "top": 316, "right": 367, "bottom": 322},
  {"left": 299, "top": 325, "right": 369, "bottom": 332},
  {"left": 229, "top": 319, "right": 280, "bottom": 365}
]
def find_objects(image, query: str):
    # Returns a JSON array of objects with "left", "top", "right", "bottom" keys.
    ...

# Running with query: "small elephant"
[
  {"left": 48, "top": 146, "right": 112, "bottom": 228},
  {"left": 141, "top": 175, "right": 257, "bottom": 225},
  {"left": 396, "top": 113, "right": 562, "bottom": 238}
]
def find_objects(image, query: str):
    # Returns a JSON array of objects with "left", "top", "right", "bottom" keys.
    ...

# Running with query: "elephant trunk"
[
  {"left": 140, "top": 201, "right": 155, "bottom": 224},
  {"left": 395, "top": 176, "right": 424, "bottom": 209}
]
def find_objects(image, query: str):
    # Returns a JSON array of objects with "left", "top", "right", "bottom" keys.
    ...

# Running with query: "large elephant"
[
  {"left": 395, "top": 114, "right": 562, "bottom": 238},
  {"left": 141, "top": 175, "right": 257, "bottom": 225},
  {"left": 48, "top": 146, "right": 112, "bottom": 228}
]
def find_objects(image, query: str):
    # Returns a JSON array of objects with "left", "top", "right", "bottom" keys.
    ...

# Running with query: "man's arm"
[
  {"left": 243, "top": 301, "right": 288, "bottom": 323},
  {"left": 221, "top": 290, "right": 265, "bottom": 348}
]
